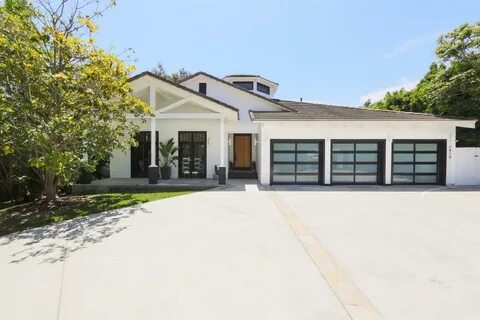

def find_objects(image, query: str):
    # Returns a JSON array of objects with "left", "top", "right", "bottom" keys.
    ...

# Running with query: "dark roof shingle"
[{"left": 250, "top": 100, "right": 473, "bottom": 121}]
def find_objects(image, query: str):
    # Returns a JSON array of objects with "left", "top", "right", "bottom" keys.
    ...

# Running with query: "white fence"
[{"left": 455, "top": 147, "right": 480, "bottom": 185}]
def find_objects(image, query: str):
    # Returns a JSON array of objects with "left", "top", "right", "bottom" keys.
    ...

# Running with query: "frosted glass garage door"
[
  {"left": 331, "top": 141, "right": 385, "bottom": 184},
  {"left": 271, "top": 140, "right": 324, "bottom": 184},
  {"left": 392, "top": 141, "right": 446, "bottom": 185}
]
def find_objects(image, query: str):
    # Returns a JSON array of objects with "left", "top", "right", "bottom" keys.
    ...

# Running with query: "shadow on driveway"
[{"left": 0, "top": 205, "right": 150, "bottom": 264}]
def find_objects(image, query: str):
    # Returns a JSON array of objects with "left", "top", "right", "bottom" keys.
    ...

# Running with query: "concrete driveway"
[
  {"left": 1, "top": 182, "right": 480, "bottom": 320},
  {"left": 272, "top": 184, "right": 480, "bottom": 320}
]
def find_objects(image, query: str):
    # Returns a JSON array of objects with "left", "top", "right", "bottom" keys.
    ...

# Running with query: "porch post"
[
  {"left": 148, "top": 85, "right": 158, "bottom": 184},
  {"left": 219, "top": 117, "right": 226, "bottom": 184},
  {"left": 220, "top": 117, "right": 225, "bottom": 166}
]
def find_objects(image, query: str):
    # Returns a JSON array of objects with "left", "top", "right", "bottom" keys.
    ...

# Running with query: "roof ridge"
[{"left": 277, "top": 99, "right": 354, "bottom": 109}]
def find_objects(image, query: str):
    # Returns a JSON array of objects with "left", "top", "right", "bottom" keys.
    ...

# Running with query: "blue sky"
[{"left": 95, "top": 0, "right": 480, "bottom": 107}]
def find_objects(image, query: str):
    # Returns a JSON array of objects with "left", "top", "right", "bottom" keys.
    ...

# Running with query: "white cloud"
[
  {"left": 385, "top": 32, "right": 440, "bottom": 59},
  {"left": 360, "top": 79, "right": 419, "bottom": 103}
]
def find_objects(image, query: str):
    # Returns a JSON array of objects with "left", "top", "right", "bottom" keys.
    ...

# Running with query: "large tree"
[
  {"left": 0, "top": 0, "right": 150, "bottom": 201},
  {"left": 364, "top": 22, "right": 480, "bottom": 146},
  {"left": 151, "top": 62, "right": 191, "bottom": 82}
]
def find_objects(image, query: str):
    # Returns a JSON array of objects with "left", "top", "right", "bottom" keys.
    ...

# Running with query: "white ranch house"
[{"left": 109, "top": 71, "right": 477, "bottom": 186}]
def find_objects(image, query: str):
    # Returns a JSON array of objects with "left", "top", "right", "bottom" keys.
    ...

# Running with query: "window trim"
[
  {"left": 330, "top": 139, "right": 386, "bottom": 185},
  {"left": 391, "top": 139, "right": 447, "bottom": 185},
  {"left": 198, "top": 82, "right": 207, "bottom": 94},
  {"left": 270, "top": 139, "right": 325, "bottom": 185},
  {"left": 232, "top": 81, "right": 254, "bottom": 90},
  {"left": 256, "top": 82, "right": 270, "bottom": 95}
]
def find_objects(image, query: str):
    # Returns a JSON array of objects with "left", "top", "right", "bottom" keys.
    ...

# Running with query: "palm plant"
[
  {"left": 158, "top": 138, "right": 178, "bottom": 180},
  {"left": 159, "top": 138, "right": 179, "bottom": 168}
]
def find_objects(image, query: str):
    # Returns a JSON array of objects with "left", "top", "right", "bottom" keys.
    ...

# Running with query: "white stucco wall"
[
  {"left": 258, "top": 120, "right": 457, "bottom": 185},
  {"left": 182, "top": 75, "right": 283, "bottom": 133}
]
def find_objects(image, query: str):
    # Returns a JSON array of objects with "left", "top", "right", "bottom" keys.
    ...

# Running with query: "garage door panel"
[
  {"left": 271, "top": 140, "right": 324, "bottom": 185},
  {"left": 392, "top": 140, "right": 446, "bottom": 185},
  {"left": 331, "top": 140, "right": 385, "bottom": 185},
  {"left": 273, "top": 153, "right": 295, "bottom": 162},
  {"left": 273, "top": 164, "right": 295, "bottom": 173},
  {"left": 332, "top": 164, "right": 354, "bottom": 173}
]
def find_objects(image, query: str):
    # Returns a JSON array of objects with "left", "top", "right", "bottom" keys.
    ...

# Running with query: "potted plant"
[{"left": 159, "top": 138, "right": 179, "bottom": 180}]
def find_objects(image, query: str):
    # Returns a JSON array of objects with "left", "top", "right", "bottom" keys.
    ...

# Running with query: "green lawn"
[{"left": 0, "top": 191, "right": 193, "bottom": 236}]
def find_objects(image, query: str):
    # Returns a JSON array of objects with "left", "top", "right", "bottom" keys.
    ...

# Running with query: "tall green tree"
[
  {"left": 151, "top": 62, "right": 191, "bottom": 82},
  {"left": 0, "top": 0, "right": 151, "bottom": 201},
  {"left": 364, "top": 22, "right": 480, "bottom": 146}
]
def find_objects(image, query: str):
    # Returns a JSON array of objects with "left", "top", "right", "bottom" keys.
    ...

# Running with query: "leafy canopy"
[
  {"left": 151, "top": 62, "right": 191, "bottom": 83},
  {"left": 364, "top": 22, "right": 480, "bottom": 146},
  {"left": 0, "top": 0, "right": 151, "bottom": 200}
]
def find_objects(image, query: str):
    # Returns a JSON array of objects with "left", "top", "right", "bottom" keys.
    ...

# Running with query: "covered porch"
[{"left": 110, "top": 72, "right": 239, "bottom": 184}]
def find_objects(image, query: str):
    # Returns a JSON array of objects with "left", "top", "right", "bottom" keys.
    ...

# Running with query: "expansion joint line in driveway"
[{"left": 264, "top": 186, "right": 384, "bottom": 320}]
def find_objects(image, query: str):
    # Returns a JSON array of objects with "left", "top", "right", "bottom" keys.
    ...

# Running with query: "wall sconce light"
[
  {"left": 228, "top": 138, "right": 232, "bottom": 146},
  {"left": 254, "top": 138, "right": 258, "bottom": 146}
]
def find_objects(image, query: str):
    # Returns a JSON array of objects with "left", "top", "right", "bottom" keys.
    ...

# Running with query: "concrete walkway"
[{"left": 0, "top": 181, "right": 350, "bottom": 320}]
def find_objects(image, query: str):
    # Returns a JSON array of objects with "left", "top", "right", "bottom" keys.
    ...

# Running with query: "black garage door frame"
[
  {"left": 391, "top": 139, "right": 447, "bottom": 185},
  {"left": 330, "top": 139, "right": 386, "bottom": 185},
  {"left": 270, "top": 139, "right": 325, "bottom": 185}
]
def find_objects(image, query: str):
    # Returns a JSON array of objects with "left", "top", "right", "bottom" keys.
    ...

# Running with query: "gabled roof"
[
  {"left": 180, "top": 72, "right": 292, "bottom": 111},
  {"left": 250, "top": 99, "right": 477, "bottom": 122},
  {"left": 128, "top": 71, "right": 239, "bottom": 114}
]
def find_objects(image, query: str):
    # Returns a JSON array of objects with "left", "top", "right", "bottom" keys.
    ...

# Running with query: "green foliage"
[
  {"left": 0, "top": 191, "right": 192, "bottom": 236},
  {"left": 151, "top": 62, "right": 191, "bottom": 82},
  {"left": 0, "top": 0, "right": 151, "bottom": 201},
  {"left": 158, "top": 138, "right": 179, "bottom": 168},
  {"left": 364, "top": 22, "right": 480, "bottom": 146}
]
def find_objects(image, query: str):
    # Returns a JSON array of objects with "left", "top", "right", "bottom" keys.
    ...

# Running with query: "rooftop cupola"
[{"left": 223, "top": 74, "right": 278, "bottom": 97}]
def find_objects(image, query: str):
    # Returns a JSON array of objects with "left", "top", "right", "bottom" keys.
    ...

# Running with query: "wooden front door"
[{"left": 234, "top": 134, "right": 252, "bottom": 169}]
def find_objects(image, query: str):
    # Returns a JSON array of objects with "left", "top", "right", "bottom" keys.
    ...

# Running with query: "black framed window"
[
  {"left": 270, "top": 140, "right": 324, "bottom": 185},
  {"left": 331, "top": 140, "right": 385, "bottom": 184},
  {"left": 257, "top": 82, "right": 270, "bottom": 94},
  {"left": 131, "top": 131, "right": 158, "bottom": 178},
  {"left": 178, "top": 132, "right": 207, "bottom": 179},
  {"left": 232, "top": 81, "right": 254, "bottom": 90},
  {"left": 199, "top": 83, "right": 207, "bottom": 94},
  {"left": 392, "top": 140, "right": 446, "bottom": 185}
]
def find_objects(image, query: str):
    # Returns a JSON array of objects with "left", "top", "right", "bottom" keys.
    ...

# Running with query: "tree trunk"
[
  {"left": 0, "top": 158, "right": 13, "bottom": 201},
  {"left": 44, "top": 170, "right": 57, "bottom": 202}
]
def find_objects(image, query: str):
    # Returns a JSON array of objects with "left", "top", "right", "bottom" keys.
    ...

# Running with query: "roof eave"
[{"left": 251, "top": 118, "right": 478, "bottom": 123}]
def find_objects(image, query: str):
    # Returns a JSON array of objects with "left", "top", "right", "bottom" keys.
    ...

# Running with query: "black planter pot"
[
  {"left": 160, "top": 166, "right": 172, "bottom": 180},
  {"left": 78, "top": 171, "right": 93, "bottom": 184}
]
